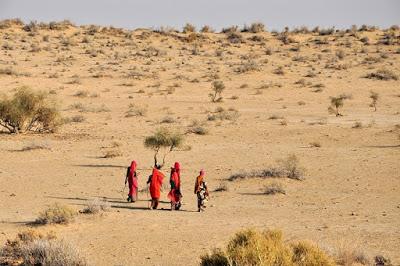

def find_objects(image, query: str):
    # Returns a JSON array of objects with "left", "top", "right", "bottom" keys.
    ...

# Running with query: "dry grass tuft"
[
  {"left": 20, "top": 141, "right": 51, "bottom": 151},
  {"left": 214, "top": 182, "right": 229, "bottom": 192},
  {"left": 364, "top": 69, "right": 398, "bottom": 81},
  {"left": 35, "top": 204, "right": 76, "bottom": 225},
  {"left": 103, "top": 149, "right": 122, "bottom": 158},
  {"left": 201, "top": 229, "right": 335, "bottom": 266},
  {"left": 228, "top": 154, "right": 305, "bottom": 181},
  {"left": 264, "top": 182, "right": 286, "bottom": 195},
  {"left": 125, "top": 104, "right": 147, "bottom": 117},
  {"left": 187, "top": 120, "right": 208, "bottom": 135},
  {"left": 335, "top": 243, "right": 372, "bottom": 266},
  {"left": 0, "top": 230, "right": 87, "bottom": 266},
  {"left": 81, "top": 198, "right": 111, "bottom": 214}
]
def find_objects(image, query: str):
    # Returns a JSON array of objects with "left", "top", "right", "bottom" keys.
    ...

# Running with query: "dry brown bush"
[
  {"left": 201, "top": 229, "right": 334, "bottom": 266},
  {"left": 209, "top": 81, "right": 225, "bottom": 102},
  {"left": 35, "top": 204, "right": 76, "bottom": 225},
  {"left": 264, "top": 182, "right": 286, "bottom": 195},
  {"left": 364, "top": 69, "right": 398, "bottom": 81},
  {"left": 103, "top": 149, "right": 122, "bottom": 158},
  {"left": 0, "top": 230, "right": 87, "bottom": 266},
  {"left": 228, "top": 154, "right": 305, "bottom": 181},
  {"left": 81, "top": 198, "right": 111, "bottom": 214},
  {"left": 183, "top": 23, "right": 196, "bottom": 33}
]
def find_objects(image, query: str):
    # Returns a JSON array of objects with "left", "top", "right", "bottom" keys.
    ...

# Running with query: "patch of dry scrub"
[
  {"left": 34, "top": 204, "right": 76, "bottom": 225},
  {"left": 200, "top": 229, "right": 335, "bottom": 266},
  {"left": 0, "top": 230, "right": 87, "bottom": 266},
  {"left": 228, "top": 154, "right": 305, "bottom": 181}
]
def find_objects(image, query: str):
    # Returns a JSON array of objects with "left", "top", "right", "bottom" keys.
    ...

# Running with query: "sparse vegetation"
[{"left": 0, "top": 20, "right": 398, "bottom": 265}]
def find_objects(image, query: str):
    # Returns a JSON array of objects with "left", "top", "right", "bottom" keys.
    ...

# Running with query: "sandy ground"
[{"left": 0, "top": 22, "right": 399, "bottom": 265}]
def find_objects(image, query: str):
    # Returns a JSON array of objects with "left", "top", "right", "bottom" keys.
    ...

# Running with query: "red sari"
[
  {"left": 127, "top": 161, "right": 138, "bottom": 200},
  {"left": 149, "top": 168, "right": 164, "bottom": 199},
  {"left": 167, "top": 169, "right": 181, "bottom": 203}
]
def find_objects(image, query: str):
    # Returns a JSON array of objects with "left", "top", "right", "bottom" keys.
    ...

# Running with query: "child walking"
[{"left": 194, "top": 169, "right": 209, "bottom": 212}]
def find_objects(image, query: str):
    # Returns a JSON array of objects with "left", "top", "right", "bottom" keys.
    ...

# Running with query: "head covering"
[
  {"left": 174, "top": 162, "right": 181, "bottom": 177},
  {"left": 129, "top": 160, "right": 137, "bottom": 177},
  {"left": 200, "top": 169, "right": 205, "bottom": 176}
]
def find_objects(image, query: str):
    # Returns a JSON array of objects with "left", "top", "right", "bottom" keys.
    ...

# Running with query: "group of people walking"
[{"left": 124, "top": 161, "right": 209, "bottom": 212}]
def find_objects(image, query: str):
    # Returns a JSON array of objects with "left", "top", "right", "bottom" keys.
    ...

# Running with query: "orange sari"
[{"left": 149, "top": 168, "right": 164, "bottom": 199}]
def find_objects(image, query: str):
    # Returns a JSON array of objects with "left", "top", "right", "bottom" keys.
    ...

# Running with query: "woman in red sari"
[
  {"left": 147, "top": 165, "right": 164, "bottom": 209},
  {"left": 168, "top": 162, "right": 182, "bottom": 210},
  {"left": 125, "top": 160, "right": 138, "bottom": 202}
]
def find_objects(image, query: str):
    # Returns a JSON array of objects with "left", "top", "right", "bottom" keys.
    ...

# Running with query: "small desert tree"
[
  {"left": 144, "top": 128, "right": 184, "bottom": 168},
  {"left": 209, "top": 80, "right": 225, "bottom": 102},
  {"left": 328, "top": 94, "right": 351, "bottom": 116},
  {"left": 0, "top": 87, "right": 61, "bottom": 133},
  {"left": 369, "top": 91, "right": 379, "bottom": 112}
]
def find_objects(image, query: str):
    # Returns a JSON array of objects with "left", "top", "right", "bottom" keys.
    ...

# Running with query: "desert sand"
[{"left": 0, "top": 21, "right": 399, "bottom": 265}]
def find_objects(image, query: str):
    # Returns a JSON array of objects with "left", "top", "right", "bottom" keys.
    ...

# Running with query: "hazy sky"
[{"left": 0, "top": 0, "right": 398, "bottom": 31}]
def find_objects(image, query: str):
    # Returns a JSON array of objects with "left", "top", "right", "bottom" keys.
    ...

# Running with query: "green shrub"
[
  {"left": 0, "top": 87, "right": 61, "bottom": 134},
  {"left": 209, "top": 81, "right": 225, "bottom": 102},
  {"left": 328, "top": 94, "right": 351, "bottom": 116},
  {"left": 144, "top": 128, "right": 184, "bottom": 167}
]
